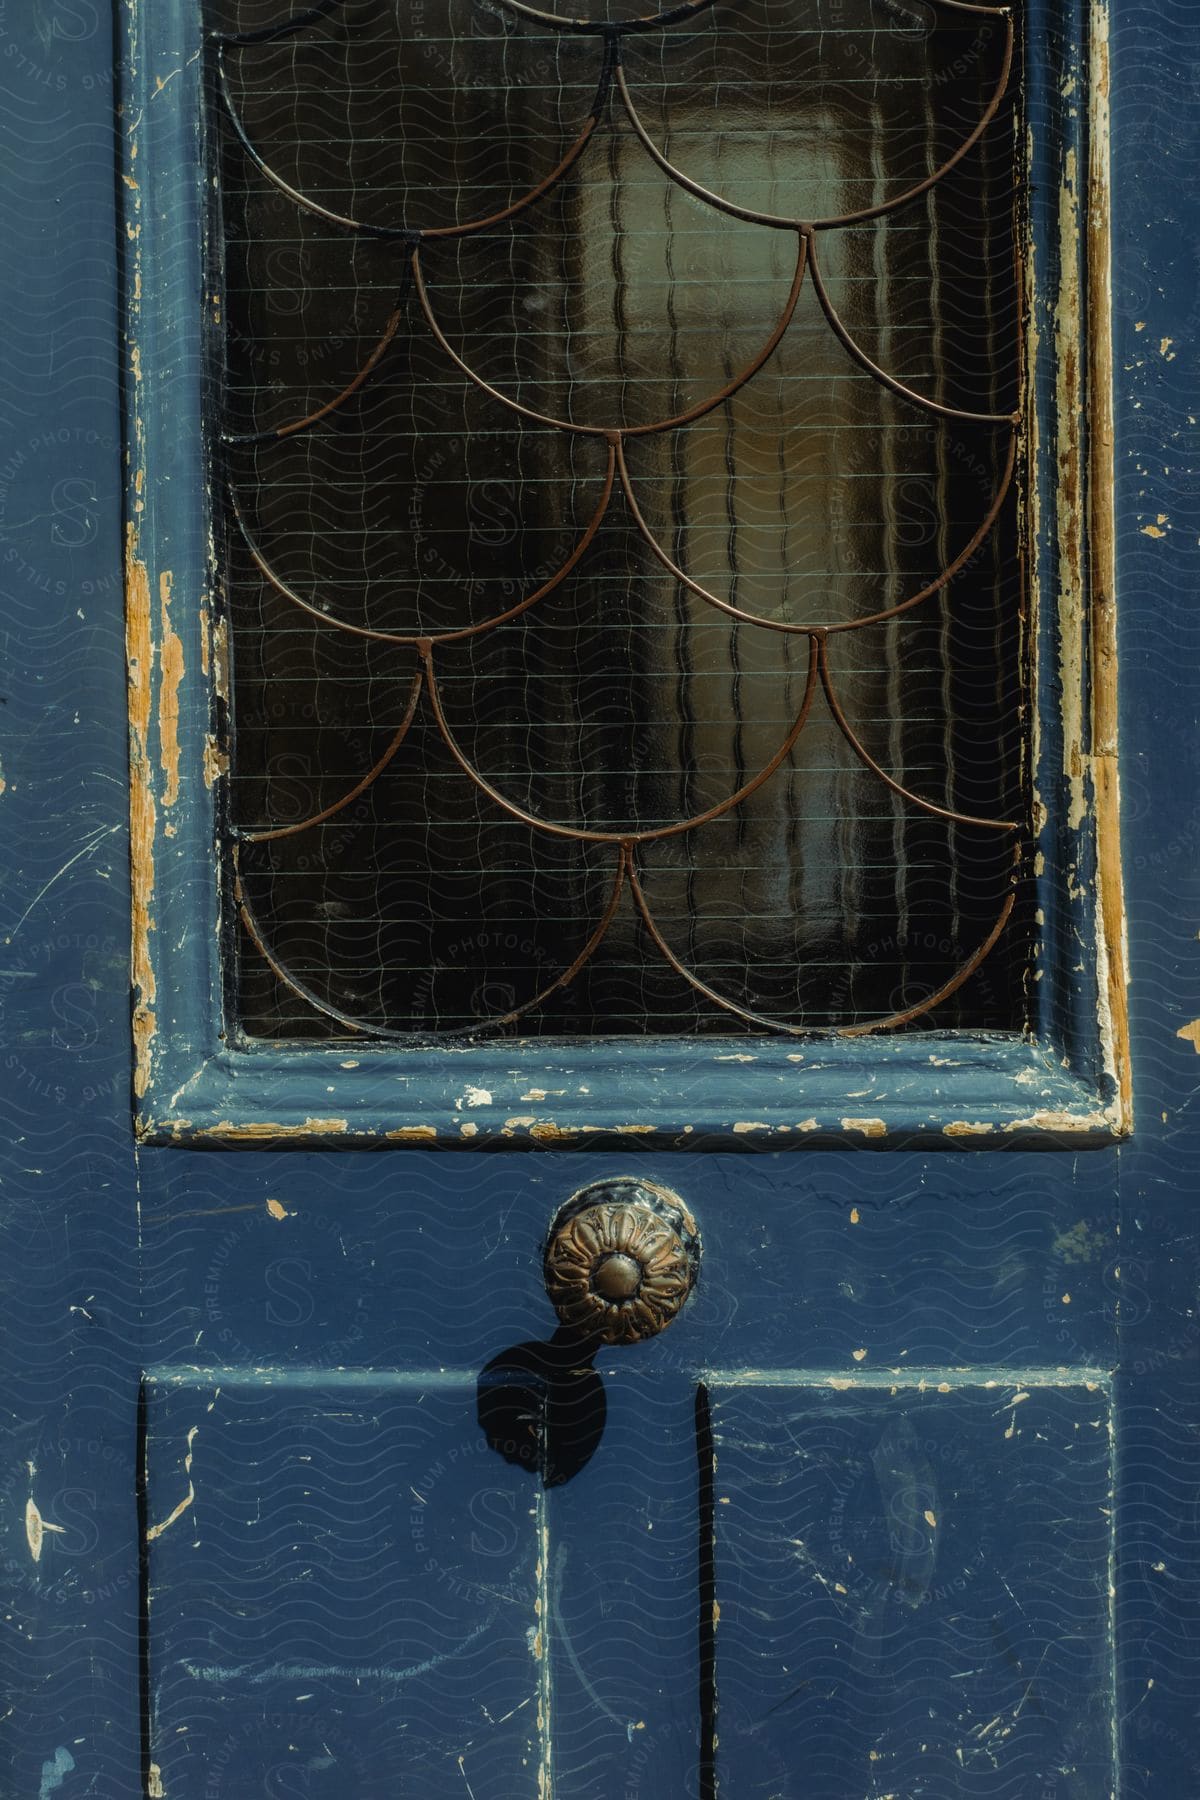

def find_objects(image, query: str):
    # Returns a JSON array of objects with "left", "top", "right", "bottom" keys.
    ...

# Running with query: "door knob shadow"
[{"left": 477, "top": 1325, "right": 608, "bottom": 1488}]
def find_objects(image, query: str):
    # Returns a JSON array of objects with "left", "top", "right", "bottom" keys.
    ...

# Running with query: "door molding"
[{"left": 120, "top": 0, "right": 1129, "bottom": 1149}]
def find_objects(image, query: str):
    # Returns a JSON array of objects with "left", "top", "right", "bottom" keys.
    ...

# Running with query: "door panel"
[
  {"left": 146, "top": 1373, "right": 542, "bottom": 1799},
  {"left": 137, "top": 1148, "right": 1119, "bottom": 1794},
  {"left": 711, "top": 1380, "right": 1115, "bottom": 1796},
  {"left": 1, "top": 4, "right": 1199, "bottom": 1798}
]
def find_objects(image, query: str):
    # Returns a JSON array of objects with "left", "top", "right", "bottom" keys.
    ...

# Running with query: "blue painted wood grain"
[{"left": 0, "top": 0, "right": 1195, "bottom": 1794}]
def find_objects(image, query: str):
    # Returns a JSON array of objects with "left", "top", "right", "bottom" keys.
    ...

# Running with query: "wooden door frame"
[{"left": 120, "top": 0, "right": 1130, "bottom": 1151}]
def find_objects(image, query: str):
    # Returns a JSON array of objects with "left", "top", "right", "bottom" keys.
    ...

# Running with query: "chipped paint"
[
  {"left": 208, "top": 609, "right": 230, "bottom": 705},
  {"left": 534, "top": 1491, "right": 553, "bottom": 1800},
  {"left": 38, "top": 1749, "right": 76, "bottom": 1800},
  {"left": 1055, "top": 143, "right": 1088, "bottom": 836},
  {"left": 581, "top": 1122, "right": 654, "bottom": 1136},
  {"left": 1010, "top": 1107, "right": 1115, "bottom": 1134},
  {"left": 149, "top": 1088, "right": 1128, "bottom": 1149},
  {"left": 1176, "top": 1021, "right": 1200, "bottom": 1054},
  {"left": 495, "top": 1115, "right": 656, "bottom": 1141},
  {"left": 126, "top": 521, "right": 157, "bottom": 1099},
  {"left": 1024, "top": 0, "right": 1129, "bottom": 1138},
  {"left": 123, "top": 40, "right": 160, "bottom": 1102},
  {"left": 708, "top": 1365, "right": 1113, "bottom": 1391},
  {"left": 146, "top": 1425, "right": 199, "bottom": 1542},
  {"left": 528, "top": 1122, "right": 581, "bottom": 1144},
  {"left": 158, "top": 570, "right": 182, "bottom": 807},
  {"left": 24, "top": 1494, "right": 65, "bottom": 1564},
  {"left": 840, "top": 1117, "right": 887, "bottom": 1139},
  {"left": 1085, "top": 0, "right": 1132, "bottom": 1132},
  {"left": 203, "top": 1118, "right": 350, "bottom": 1141},
  {"left": 202, "top": 736, "right": 229, "bottom": 789}
]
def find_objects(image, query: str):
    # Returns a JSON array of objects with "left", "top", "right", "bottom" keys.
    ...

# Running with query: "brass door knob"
[{"left": 544, "top": 1178, "right": 701, "bottom": 1346}]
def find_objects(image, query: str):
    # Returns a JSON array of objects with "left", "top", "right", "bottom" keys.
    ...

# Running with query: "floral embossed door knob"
[{"left": 544, "top": 1178, "right": 701, "bottom": 1346}]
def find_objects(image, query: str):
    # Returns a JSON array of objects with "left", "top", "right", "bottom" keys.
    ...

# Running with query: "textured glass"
[{"left": 209, "top": 0, "right": 1028, "bottom": 1038}]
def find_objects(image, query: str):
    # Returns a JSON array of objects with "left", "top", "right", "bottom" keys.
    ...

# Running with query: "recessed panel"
[
  {"left": 144, "top": 1374, "right": 543, "bottom": 1799},
  {"left": 710, "top": 1378, "right": 1115, "bottom": 1797}
]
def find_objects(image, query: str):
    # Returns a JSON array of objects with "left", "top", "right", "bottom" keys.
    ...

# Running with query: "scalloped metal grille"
[{"left": 210, "top": 0, "right": 1028, "bottom": 1040}]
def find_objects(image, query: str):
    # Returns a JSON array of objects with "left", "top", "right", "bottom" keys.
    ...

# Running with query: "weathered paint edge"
[
  {"left": 1084, "top": 0, "right": 1132, "bottom": 1130},
  {"left": 122, "top": 21, "right": 156, "bottom": 1097}
]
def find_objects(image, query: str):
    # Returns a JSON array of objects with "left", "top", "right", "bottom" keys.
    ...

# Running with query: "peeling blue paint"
[{"left": 38, "top": 1748, "right": 75, "bottom": 1800}]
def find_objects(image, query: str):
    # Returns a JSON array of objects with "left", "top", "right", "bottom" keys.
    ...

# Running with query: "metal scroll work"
[{"left": 213, "top": 0, "right": 1027, "bottom": 1039}]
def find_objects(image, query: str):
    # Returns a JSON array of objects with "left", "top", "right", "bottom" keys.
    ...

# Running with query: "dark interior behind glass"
[{"left": 209, "top": 0, "right": 1028, "bottom": 1038}]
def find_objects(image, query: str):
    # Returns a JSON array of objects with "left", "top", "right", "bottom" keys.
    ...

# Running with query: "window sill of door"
[{"left": 137, "top": 1029, "right": 1128, "bottom": 1151}]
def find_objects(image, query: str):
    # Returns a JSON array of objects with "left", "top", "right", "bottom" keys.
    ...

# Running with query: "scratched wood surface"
[{"left": 0, "top": 1, "right": 1197, "bottom": 1796}]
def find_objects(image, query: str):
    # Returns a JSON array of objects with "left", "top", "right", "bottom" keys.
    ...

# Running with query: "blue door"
[{"left": 1, "top": 1, "right": 1196, "bottom": 1795}]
